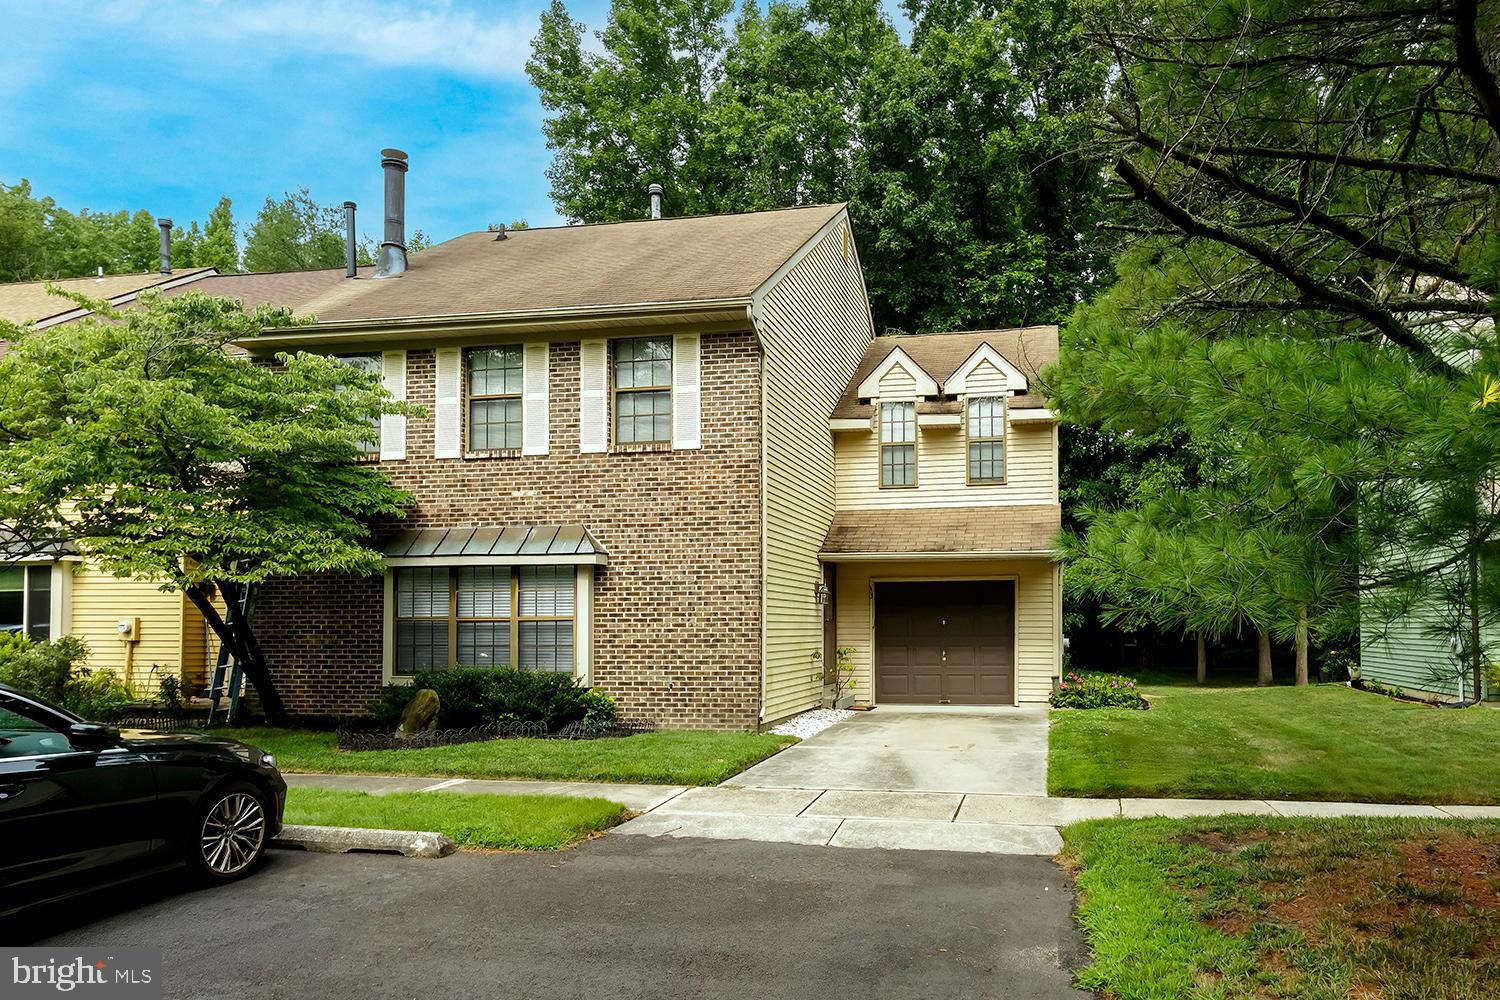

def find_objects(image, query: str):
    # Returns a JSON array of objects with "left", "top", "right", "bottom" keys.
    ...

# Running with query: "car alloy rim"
[{"left": 200, "top": 792, "right": 266, "bottom": 875}]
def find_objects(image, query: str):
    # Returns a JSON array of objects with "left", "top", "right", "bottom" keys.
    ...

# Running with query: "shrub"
[
  {"left": 367, "top": 667, "right": 614, "bottom": 732},
  {"left": 1049, "top": 670, "right": 1148, "bottom": 710},
  {"left": 577, "top": 687, "right": 619, "bottom": 736},
  {"left": 0, "top": 634, "right": 132, "bottom": 720}
]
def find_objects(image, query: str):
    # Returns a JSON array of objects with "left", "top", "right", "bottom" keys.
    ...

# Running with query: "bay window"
[{"left": 394, "top": 566, "right": 576, "bottom": 675}]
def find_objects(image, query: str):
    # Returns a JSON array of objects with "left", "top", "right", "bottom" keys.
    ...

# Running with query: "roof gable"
[
  {"left": 855, "top": 346, "right": 940, "bottom": 399},
  {"left": 946, "top": 343, "right": 1029, "bottom": 395}
]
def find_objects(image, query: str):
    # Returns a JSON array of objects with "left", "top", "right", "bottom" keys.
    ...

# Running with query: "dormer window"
[
  {"left": 966, "top": 397, "right": 1006, "bottom": 483},
  {"left": 879, "top": 401, "right": 917, "bottom": 488}
]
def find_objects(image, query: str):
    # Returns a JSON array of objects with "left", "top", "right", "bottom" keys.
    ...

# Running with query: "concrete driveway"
[
  {"left": 733, "top": 706, "right": 1049, "bottom": 795},
  {"left": 20, "top": 837, "right": 1092, "bottom": 1000}
]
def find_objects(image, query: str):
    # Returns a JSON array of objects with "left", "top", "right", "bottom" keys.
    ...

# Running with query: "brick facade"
[{"left": 254, "top": 331, "right": 765, "bottom": 729}]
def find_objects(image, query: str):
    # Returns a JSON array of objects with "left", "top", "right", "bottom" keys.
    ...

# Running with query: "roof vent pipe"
[
  {"left": 157, "top": 218, "right": 173, "bottom": 274},
  {"left": 375, "top": 148, "right": 408, "bottom": 278},
  {"left": 343, "top": 201, "right": 358, "bottom": 278},
  {"left": 648, "top": 183, "right": 663, "bottom": 220}
]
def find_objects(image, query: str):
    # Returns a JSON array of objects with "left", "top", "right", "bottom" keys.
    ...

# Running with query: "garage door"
[{"left": 874, "top": 580, "right": 1015, "bottom": 705}]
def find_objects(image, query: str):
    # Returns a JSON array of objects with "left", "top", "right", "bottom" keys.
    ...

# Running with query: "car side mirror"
[{"left": 67, "top": 722, "right": 120, "bottom": 751}]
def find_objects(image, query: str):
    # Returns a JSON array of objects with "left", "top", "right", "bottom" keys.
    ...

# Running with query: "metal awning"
[{"left": 380, "top": 525, "right": 608, "bottom": 567}]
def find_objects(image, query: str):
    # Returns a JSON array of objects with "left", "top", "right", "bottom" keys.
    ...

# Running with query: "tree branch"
[{"left": 1113, "top": 155, "right": 1460, "bottom": 376}]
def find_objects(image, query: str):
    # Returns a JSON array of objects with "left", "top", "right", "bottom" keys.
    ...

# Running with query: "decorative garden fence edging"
[{"left": 335, "top": 718, "right": 657, "bottom": 752}]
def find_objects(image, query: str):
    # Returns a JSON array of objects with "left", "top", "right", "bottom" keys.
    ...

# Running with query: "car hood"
[{"left": 117, "top": 729, "right": 270, "bottom": 764}]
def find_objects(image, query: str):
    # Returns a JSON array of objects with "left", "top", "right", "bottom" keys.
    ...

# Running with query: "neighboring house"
[
  {"left": 1359, "top": 550, "right": 1498, "bottom": 703},
  {"left": 0, "top": 260, "right": 368, "bottom": 697},
  {"left": 229, "top": 183, "right": 1063, "bottom": 727}
]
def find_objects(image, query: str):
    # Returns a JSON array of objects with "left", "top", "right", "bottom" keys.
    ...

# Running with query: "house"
[
  {"left": 0, "top": 252, "right": 369, "bottom": 698},
  {"left": 232, "top": 153, "right": 1064, "bottom": 728}
]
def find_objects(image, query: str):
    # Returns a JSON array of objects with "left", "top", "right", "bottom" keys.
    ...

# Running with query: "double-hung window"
[
  {"left": 0, "top": 565, "right": 51, "bottom": 641},
  {"left": 467, "top": 346, "right": 524, "bottom": 452},
  {"left": 966, "top": 397, "right": 1006, "bottom": 483},
  {"left": 334, "top": 353, "right": 382, "bottom": 455},
  {"left": 394, "top": 566, "right": 576, "bottom": 675},
  {"left": 879, "top": 401, "right": 917, "bottom": 488},
  {"left": 613, "top": 337, "right": 672, "bottom": 444}
]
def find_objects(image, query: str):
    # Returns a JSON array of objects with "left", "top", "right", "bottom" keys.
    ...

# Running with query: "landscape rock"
[{"left": 397, "top": 688, "right": 440, "bottom": 737}]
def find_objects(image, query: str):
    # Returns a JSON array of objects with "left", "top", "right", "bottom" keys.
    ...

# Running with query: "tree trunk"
[
  {"left": 1470, "top": 544, "right": 1484, "bottom": 704},
  {"left": 1294, "top": 609, "right": 1310, "bottom": 686},
  {"left": 185, "top": 581, "right": 287, "bottom": 724},
  {"left": 1258, "top": 629, "right": 1274, "bottom": 686},
  {"left": 1196, "top": 632, "right": 1207, "bottom": 684}
]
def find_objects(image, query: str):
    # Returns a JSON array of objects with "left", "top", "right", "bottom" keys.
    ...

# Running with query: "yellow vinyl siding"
[
  {"left": 875, "top": 361, "right": 920, "bottom": 397},
  {"left": 833, "top": 559, "right": 1061, "bottom": 705},
  {"left": 835, "top": 420, "right": 1055, "bottom": 508},
  {"left": 961, "top": 359, "right": 1009, "bottom": 395},
  {"left": 757, "top": 214, "right": 875, "bottom": 724},
  {"left": 67, "top": 567, "right": 203, "bottom": 696}
]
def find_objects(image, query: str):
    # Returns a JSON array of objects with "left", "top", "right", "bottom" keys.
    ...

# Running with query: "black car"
[{"left": 0, "top": 682, "right": 286, "bottom": 917}]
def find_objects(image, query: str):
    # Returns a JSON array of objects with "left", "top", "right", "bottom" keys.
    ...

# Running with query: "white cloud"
[{"left": 93, "top": 0, "right": 541, "bottom": 79}]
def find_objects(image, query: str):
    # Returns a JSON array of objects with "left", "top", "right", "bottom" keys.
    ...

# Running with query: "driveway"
[
  {"left": 616, "top": 706, "right": 1063, "bottom": 853},
  {"left": 733, "top": 706, "right": 1050, "bottom": 795},
  {"left": 20, "top": 837, "right": 1092, "bottom": 1000}
]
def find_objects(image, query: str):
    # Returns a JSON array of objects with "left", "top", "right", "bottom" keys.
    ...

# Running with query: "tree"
[
  {"left": 242, "top": 189, "right": 348, "bottom": 273},
  {"left": 0, "top": 182, "right": 240, "bottom": 281},
  {"left": 1052, "top": 0, "right": 1500, "bottom": 696},
  {"left": 0, "top": 289, "right": 417, "bottom": 721},
  {"left": 527, "top": 0, "right": 1112, "bottom": 332},
  {"left": 199, "top": 197, "right": 239, "bottom": 273}
]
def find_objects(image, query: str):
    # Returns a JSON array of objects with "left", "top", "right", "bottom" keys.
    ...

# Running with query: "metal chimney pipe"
[
  {"left": 375, "top": 148, "right": 408, "bottom": 278},
  {"left": 157, "top": 218, "right": 173, "bottom": 274},
  {"left": 343, "top": 201, "right": 358, "bottom": 278},
  {"left": 648, "top": 183, "right": 663, "bottom": 220}
]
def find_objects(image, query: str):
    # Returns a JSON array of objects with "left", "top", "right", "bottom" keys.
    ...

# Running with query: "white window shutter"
[
  {"left": 522, "top": 341, "right": 550, "bottom": 456},
  {"left": 579, "top": 339, "right": 608, "bottom": 454},
  {"left": 379, "top": 350, "right": 406, "bottom": 460},
  {"left": 434, "top": 347, "right": 462, "bottom": 459},
  {"left": 672, "top": 332, "right": 701, "bottom": 450}
]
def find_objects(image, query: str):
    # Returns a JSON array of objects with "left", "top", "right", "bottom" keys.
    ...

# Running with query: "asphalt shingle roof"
[
  {"left": 820, "top": 504, "right": 1062, "bottom": 556},
  {"left": 287, "top": 204, "right": 848, "bottom": 326},
  {"left": 830, "top": 327, "right": 1059, "bottom": 418}
]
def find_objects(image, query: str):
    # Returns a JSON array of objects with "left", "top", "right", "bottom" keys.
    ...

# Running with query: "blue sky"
[{"left": 1, "top": 0, "right": 627, "bottom": 247}]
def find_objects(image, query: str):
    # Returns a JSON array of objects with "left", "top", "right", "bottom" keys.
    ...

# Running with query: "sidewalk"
[{"left": 283, "top": 772, "right": 1500, "bottom": 856}]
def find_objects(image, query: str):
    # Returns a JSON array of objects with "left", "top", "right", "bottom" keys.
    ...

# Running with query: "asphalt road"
[{"left": 18, "top": 837, "right": 1093, "bottom": 1000}]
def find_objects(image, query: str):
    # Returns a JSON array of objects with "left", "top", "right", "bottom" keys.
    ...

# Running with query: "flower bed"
[{"left": 1049, "top": 670, "right": 1148, "bottom": 710}]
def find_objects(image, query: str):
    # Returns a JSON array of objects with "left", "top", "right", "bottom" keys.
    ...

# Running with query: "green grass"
[
  {"left": 1061, "top": 815, "right": 1500, "bottom": 1000},
  {"left": 216, "top": 727, "right": 795, "bottom": 786},
  {"left": 284, "top": 787, "right": 628, "bottom": 851},
  {"left": 1049, "top": 682, "right": 1500, "bottom": 803}
]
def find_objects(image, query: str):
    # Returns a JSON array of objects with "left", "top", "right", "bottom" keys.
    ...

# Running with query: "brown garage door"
[{"left": 874, "top": 580, "right": 1015, "bottom": 705}]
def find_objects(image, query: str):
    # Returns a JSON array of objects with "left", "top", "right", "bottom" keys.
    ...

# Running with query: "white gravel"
[{"left": 769, "top": 708, "right": 855, "bottom": 740}]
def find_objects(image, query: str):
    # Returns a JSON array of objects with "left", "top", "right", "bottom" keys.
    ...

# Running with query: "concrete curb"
[{"left": 273, "top": 824, "right": 456, "bottom": 859}]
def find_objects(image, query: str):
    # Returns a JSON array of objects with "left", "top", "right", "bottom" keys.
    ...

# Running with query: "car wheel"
[{"left": 190, "top": 782, "right": 269, "bottom": 882}]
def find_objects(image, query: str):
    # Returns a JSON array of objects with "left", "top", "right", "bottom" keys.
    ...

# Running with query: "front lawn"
[
  {"left": 284, "top": 787, "right": 628, "bottom": 851},
  {"left": 219, "top": 727, "right": 795, "bottom": 786},
  {"left": 1062, "top": 815, "right": 1500, "bottom": 1000},
  {"left": 1049, "top": 683, "right": 1500, "bottom": 803}
]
